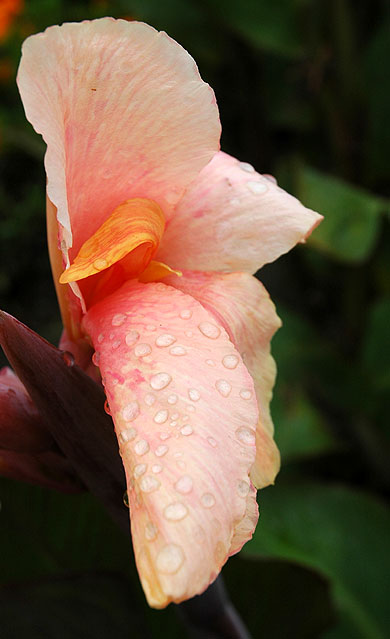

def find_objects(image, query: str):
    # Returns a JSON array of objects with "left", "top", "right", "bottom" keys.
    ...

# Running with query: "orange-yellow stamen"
[{"left": 60, "top": 198, "right": 165, "bottom": 284}]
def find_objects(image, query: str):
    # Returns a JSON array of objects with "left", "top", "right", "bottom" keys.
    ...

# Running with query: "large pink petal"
[
  {"left": 164, "top": 270, "right": 281, "bottom": 489},
  {"left": 83, "top": 281, "right": 259, "bottom": 608},
  {"left": 157, "top": 151, "right": 322, "bottom": 272},
  {"left": 17, "top": 18, "right": 220, "bottom": 264}
]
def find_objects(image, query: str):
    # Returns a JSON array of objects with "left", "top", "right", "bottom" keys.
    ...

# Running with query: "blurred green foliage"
[{"left": 0, "top": 0, "right": 389, "bottom": 637}]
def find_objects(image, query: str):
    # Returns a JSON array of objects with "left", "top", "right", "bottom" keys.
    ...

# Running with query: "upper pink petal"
[
  {"left": 157, "top": 151, "right": 323, "bottom": 273},
  {"left": 17, "top": 18, "right": 220, "bottom": 263},
  {"left": 164, "top": 270, "right": 282, "bottom": 489},
  {"left": 83, "top": 281, "right": 259, "bottom": 608}
]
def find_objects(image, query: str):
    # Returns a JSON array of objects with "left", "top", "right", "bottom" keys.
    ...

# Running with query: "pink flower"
[{"left": 16, "top": 18, "right": 322, "bottom": 608}]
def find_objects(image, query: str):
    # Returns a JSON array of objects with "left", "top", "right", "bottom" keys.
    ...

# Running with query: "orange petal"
[
  {"left": 83, "top": 281, "right": 259, "bottom": 608},
  {"left": 139, "top": 261, "right": 182, "bottom": 284},
  {"left": 60, "top": 199, "right": 165, "bottom": 284},
  {"left": 164, "top": 270, "right": 282, "bottom": 489}
]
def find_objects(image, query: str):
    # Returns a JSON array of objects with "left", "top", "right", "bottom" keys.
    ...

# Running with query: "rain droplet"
[
  {"left": 240, "top": 389, "right": 253, "bottom": 400},
  {"left": 93, "top": 258, "right": 108, "bottom": 271},
  {"left": 156, "top": 334, "right": 176, "bottom": 347},
  {"left": 164, "top": 502, "right": 188, "bottom": 521},
  {"left": 180, "top": 425, "right": 193, "bottom": 436},
  {"left": 140, "top": 475, "right": 160, "bottom": 493},
  {"left": 180, "top": 309, "right": 192, "bottom": 319},
  {"left": 247, "top": 180, "right": 267, "bottom": 195},
  {"left": 201, "top": 493, "right": 216, "bottom": 508},
  {"left": 134, "top": 463, "right": 147, "bottom": 478},
  {"left": 150, "top": 372, "right": 172, "bottom": 390},
  {"left": 134, "top": 439, "right": 150, "bottom": 456},
  {"left": 122, "top": 401, "right": 140, "bottom": 422},
  {"left": 170, "top": 345, "right": 187, "bottom": 356},
  {"left": 144, "top": 393, "right": 156, "bottom": 406},
  {"left": 112, "top": 313, "right": 126, "bottom": 327},
  {"left": 198, "top": 322, "right": 220, "bottom": 339},
  {"left": 236, "top": 427, "right": 256, "bottom": 445},
  {"left": 104, "top": 399, "right": 111, "bottom": 415},
  {"left": 125, "top": 330, "right": 140, "bottom": 346},
  {"left": 237, "top": 480, "right": 250, "bottom": 497},
  {"left": 207, "top": 436, "right": 217, "bottom": 447},
  {"left": 155, "top": 444, "right": 168, "bottom": 457},
  {"left": 154, "top": 409, "right": 168, "bottom": 424},
  {"left": 222, "top": 354, "right": 239, "bottom": 369},
  {"left": 215, "top": 379, "right": 232, "bottom": 397},
  {"left": 239, "top": 161, "right": 255, "bottom": 173},
  {"left": 134, "top": 343, "right": 152, "bottom": 357},
  {"left": 156, "top": 544, "right": 184, "bottom": 574},
  {"left": 62, "top": 351, "right": 75, "bottom": 367},
  {"left": 188, "top": 388, "right": 200, "bottom": 402},
  {"left": 174, "top": 475, "right": 193, "bottom": 494},
  {"left": 91, "top": 352, "right": 100, "bottom": 366},
  {"left": 119, "top": 427, "right": 137, "bottom": 443},
  {"left": 123, "top": 491, "right": 129, "bottom": 508},
  {"left": 145, "top": 521, "right": 158, "bottom": 541},
  {"left": 167, "top": 394, "right": 178, "bottom": 404}
]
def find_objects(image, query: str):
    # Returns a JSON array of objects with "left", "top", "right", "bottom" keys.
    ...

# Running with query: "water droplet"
[
  {"left": 171, "top": 412, "right": 179, "bottom": 420},
  {"left": 170, "top": 345, "right": 187, "bottom": 356},
  {"left": 93, "top": 258, "right": 108, "bottom": 271},
  {"left": 239, "top": 161, "right": 255, "bottom": 173},
  {"left": 247, "top": 180, "right": 267, "bottom": 195},
  {"left": 207, "top": 436, "right": 217, "bottom": 447},
  {"left": 144, "top": 393, "right": 156, "bottom": 406},
  {"left": 154, "top": 409, "right": 168, "bottom": 424},
  {"left": 155, "top": 444, "right": 168, "bottom": 457},
  {"left": 123, "top": 491, "right": 129, "bottom": 508},
  {"left": 122, "top": 401, "right": 140, "bottom": 422},
  {"left": 152, "top": 464, "right": 162, "bottom": 473},
  {"left": 215, "top": 379, "right": 232, "bottom": 397},
  {"left": 119, "top": 427, "right": 137, "bottom": 443},
  {"left": 198, "top": 322, "right": 220, "bottom": 339},
  {"left": 170, "top": 420, "right": 178, "bottom": 427},
  {"left": 167, "top": 394, "right": 178, "bottom": 404},
  {"left": 222, "top": 354, "right": 239, "bottom": 369},
  {"left": 134, "top": 343, "right": 152, "bottom": 357},
  {"left": 156, "top": 333, "right": 176, "bottom": 347},
  {"left": 175, "top": 475, "right": 193, "bottom": 494},
  {"left": 205, "top": 359, "right": 215, "bottom": 367},
  {"left": 181, "top": 425, "right": 193, "bottom": 436},
  {"left": 180, "top": 309, "right": 192, "bottom": 319},
  {"left": 159, "top": 432, "right": 170, "bottom": 441},
  {"left": 240, "top": 389, "right": 253, "bottom": 400},
  {"left": 134, "top": 439, "right": 150, "bottom": 456},
  {"left": 236, "top": 427, "right": 256, "bottom": 445},
  {"left": 112, "top": 313, "right": 126, "bottom": 327},
  {"left": 237, "top": 480, "right": 250, "bottom": 497},
  {"left": 201, "top": 493, "right": 216, "bottom": 508},
  {"left": 134, "top": 463, "right": 147, "bottom": 478},
  {"left": 263, "top": 173, "right": 277, "bottom": 184},
  {"left": 156, "top": 544, "right": 184, "bottom": 574},
  {"left": 97, "top": 334, "right": 104, "bottom": 343},
  {"left": 140, "top": 475, "right": 160, "bottom": 493},
  {"left": 164, "top": 502, "right": 188, "bottom": 521},
  {"left": 112, "top": 339, "right": 121, "bottom": 350},
  {"left": 125, "top": 330, "right": 139, "bottom": 346},
  {"left": 185, "top": 330, "right": 193, "bottom": 338},
  {"left": 104, "top": 399, "right": 111, "bottom": 415},
  {"left": 150, "top": 372, "right": 172, "bottom": 390},
  {"left": 92, "top": 351, "right": 100, "bottom": 366},
  {"left": 188, "top": 388, "right": 200, "bottom": 402},
  {"left": 146, "top": 324, "right": 156, "bottom": 332},
  {"left": 145, "top": 521, "right": 158, "bottom": 541},
  {"left": 62, "top": 351, "right": 75, "bottom": 367}
]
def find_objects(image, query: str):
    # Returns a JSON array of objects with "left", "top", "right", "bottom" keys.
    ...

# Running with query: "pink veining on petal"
[
  {"left": 83, "top": 281, "right": 259, "bottom": 608},
  {"left": 17, "top": 18, "right": 220, "bottom": 266},
  {"left": 157, "top": 151, "right": 323, "bottom": 273}
]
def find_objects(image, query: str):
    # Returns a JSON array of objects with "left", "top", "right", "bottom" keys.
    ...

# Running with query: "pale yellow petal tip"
[{"left": 139, "top": 260, "right": 182, "bottom": 283}]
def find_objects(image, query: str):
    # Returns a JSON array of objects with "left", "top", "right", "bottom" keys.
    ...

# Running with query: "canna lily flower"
[{"left": 16, "top": 18, "right": 322, "bottom": 608}]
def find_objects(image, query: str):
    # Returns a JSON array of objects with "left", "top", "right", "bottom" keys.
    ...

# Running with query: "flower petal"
[
  {"left": 83, "top": 281, "right": 259, "bottom": 608},
  {"left": 163, "top": 270, "right": 281, "bottom": 489},
  {"left": 157, "top": 151, "right": 323, "bottom": 272},
  {"left": 0, "top": 367, "right": 52, "bottom": 452},
  {"left": 17, "top": 18, "right": 220, "bottom": 263}
]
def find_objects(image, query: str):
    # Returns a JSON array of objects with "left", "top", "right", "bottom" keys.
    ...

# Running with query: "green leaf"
[
  {"left": 272, "top": 389, "right": 339, "bottom": 461},
  {"left": 243, "top": 482, "right": 390, "bottom": 638},
  {"left": 362, "top": 298, "right": 390, "bottom": 392},
  {"left": 207, "top": 0, "right": 303, "bottom": 58},
  {"left": 297, "top": 167, "right": 386, "bottom": 262}
]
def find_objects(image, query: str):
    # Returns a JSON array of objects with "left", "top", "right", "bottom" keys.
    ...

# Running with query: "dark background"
[{"left": 0, "top": 1, "right": 389, "bottom": 637}]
